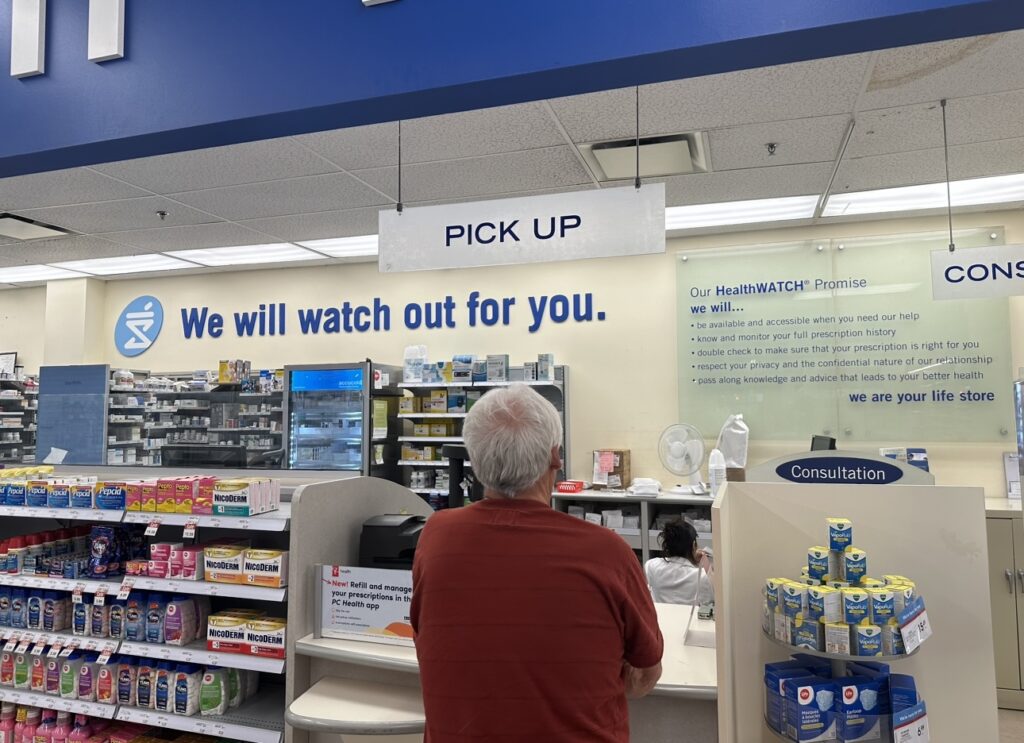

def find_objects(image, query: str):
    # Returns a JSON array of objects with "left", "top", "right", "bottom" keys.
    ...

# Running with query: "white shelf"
[
  {"left": 0, "top": 686, "right": 117, "bottom": 718},
  {"left": 398, "top": 382, "right": 469, "bottom": 388},
  {"left": 397, "top": 436, "right": 463, "bottom": 443},
  {"left": 209, "top": 428, "right": 282, "bottom": 434},
  {"left": 0, "top": 574, "right": 121, "bottom": 593},
  {"left": 294, "top": 634, "right": 417, "bottom": 673},
  {"left": 119, "top": 639, "right": 285, "bottom": 674},
  {"left": 0, "top": 412, "right": 25, "bottom": 417},
  {"left": 398, "top": 459, "right": 472, "bottom": 468},
  {"left": 410, "top": 488, "right": 448, "bottom": 495},
  {"left": 115, "top": 687, "right": 285, "bottom": 743},
  {"left": 129, "top": 576, "right": 288, "bottom": 602},
  {"left": 286, "top": 676, "right": 423, "bottom": 736},
  {"left": 0, "top": 629, "right": 111, "bottom": 652},
  {"left": 122, "top": 503, "right": 291, "bottom": 532},
  {"left": 397, "top": 413, "right": 467, "bottom": 419},
  {"left": 0, "top": 505, "right": 124, "bottom": 522},
  {"left": 473, "top": 379, "right": 559, "bottom": 387},
  {"left": 109, "top": 405, "right": 147, "bottom": 410},
  {"left": 106, "top": 440, "right": 145, "bottom": 447}
]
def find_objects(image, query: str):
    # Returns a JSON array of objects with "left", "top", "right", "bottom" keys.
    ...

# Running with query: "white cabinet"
[{"left": 989, "top": 513, "right": 1024, "bottom": 709}]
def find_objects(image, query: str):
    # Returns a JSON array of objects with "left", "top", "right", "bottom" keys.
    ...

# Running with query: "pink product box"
[
  {"left": 147, "top": 560, "right": 171, "bottom": 579},
  {"left": 181, "top": 565, "right": 200, "bottom": 581},
  {"left": 125, "top": 560, "right": 148, "bottom": 576},
  {"left": 150, "top": 542, "right": 183, "bottom": 561},
  {"left": 194, "top": 477, "right": 216, "bottom": 515}
]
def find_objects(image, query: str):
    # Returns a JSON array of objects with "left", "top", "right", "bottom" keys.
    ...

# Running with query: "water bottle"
[{"left": 708, "top": 448, "right": 727, "bottom": 496}]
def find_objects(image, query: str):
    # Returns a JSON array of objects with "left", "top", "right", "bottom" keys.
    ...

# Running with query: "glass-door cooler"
[{"left": 284, "top": 361, "right": 401, "bottom": 473}]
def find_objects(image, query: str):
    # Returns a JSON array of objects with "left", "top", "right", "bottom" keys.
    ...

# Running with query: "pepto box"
[
  {"left": 175, "top": 479, "right": 198, "bottom": 514},
  {"left": 245, "top": 618, "right": 286, "bottom": 659},
  {"left": 71, "top": 483, "right": 94, "bottom": 510},
  {"left": 206, "top": 613, "right": 249, "bottom": 653},
  {"left": 125, "top": 482, "right": 143, "bottom": 512},
  {"left": 243, "top": 549, "right": 289, "bottom": 588},
  {"left": 157, "top": 478, "right": 178, "bottom": 513},
  {"left": 140, "top": 481, "right": 158, "bottom": 512},
  {"left": 94, "top": 482, "right": 127, "bottom": 510},
  {"left": 204, "top": 546, "right": 246, "bottom": 584},
  {"left": 194, "top": 477, "right": 215, "bottom": 515},
  {"left": 26, "top": 481, "right": 49, "bottom": 507}
]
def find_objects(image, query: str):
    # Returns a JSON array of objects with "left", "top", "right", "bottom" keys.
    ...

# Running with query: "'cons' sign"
[
  {"left": 776, "top": 457, "right": 905, "bottom": 485},
  {"left": 931, "top": 244, "right": 1024, "bottom": 301}
]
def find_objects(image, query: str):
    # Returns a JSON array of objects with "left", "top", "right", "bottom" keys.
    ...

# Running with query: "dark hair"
[{"left": 660, "top": 518, "right": 698, "bottom": 563}]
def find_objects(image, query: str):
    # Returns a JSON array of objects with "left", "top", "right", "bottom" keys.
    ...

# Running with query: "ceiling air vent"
[
  {"left": 579, "top": 132, "right": 710, "bottom": 182},
  {"left": 0, "top": 213, "right": 73, "bottom": 241}
]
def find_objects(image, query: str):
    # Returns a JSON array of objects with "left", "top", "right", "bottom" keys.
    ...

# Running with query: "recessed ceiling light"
[
  {"left": 0, "top": 265, "right": 89, "bottom": 284},
  {"left": 165, "top": 243, "right": 322, "bottom": 267},
  {"left": 298, "top": 235, "right": 379, "bottom": 258},
  {"left": 665, "top": 195, "right": 818, "bottom": 231},
  {"left": 51, "top": 254, "right": 198, "bottom": 276},
  {"left": 0, "top": 214, "right": 73, "bottom": 241},
  {"left": 822, "top": 173, "right": 1024, "bottom": 217}
]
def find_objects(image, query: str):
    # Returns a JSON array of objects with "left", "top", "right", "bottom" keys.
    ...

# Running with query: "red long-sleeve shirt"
[{"left": 411, "top": 497, "right": 664, "bottom": 742}]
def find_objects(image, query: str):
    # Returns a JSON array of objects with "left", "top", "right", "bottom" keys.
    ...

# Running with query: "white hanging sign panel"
[
  {"left": 931, "top": 243, "right": 1024, "bottom": 300},
  {"left": 378, "top": 184, "right": 665, "bottom": 273}
]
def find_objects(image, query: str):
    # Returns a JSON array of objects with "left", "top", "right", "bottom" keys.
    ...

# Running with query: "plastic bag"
[{"left": 716, "top": 414, "right": 749, "bottom": 468}]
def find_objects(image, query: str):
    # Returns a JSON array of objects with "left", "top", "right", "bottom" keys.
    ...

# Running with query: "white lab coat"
[{"left": 644, "top": 556, "right": 714, "bottom": 606}]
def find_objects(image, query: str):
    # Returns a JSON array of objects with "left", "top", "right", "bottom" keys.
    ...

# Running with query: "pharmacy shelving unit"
[
  {"left": 550, "top": 489, "right": 713, "bottom": 561},
  {"left": 207, "top": 382, "right": 284, "bottom": 464},
  {"left": 0, "top": 499, "right": 292, "bottom": 743},
  {"left": 108, "top": 373, "right": 154, "bottom": 466},
  {"left": 0, "top": 380, "right": 37, "bottom": 465},
  {"left": 285, "top": 477, "right": 432, "bottom": 743},
  {"left": 397, "top": 364, "right": 569, "bottom": 510}
]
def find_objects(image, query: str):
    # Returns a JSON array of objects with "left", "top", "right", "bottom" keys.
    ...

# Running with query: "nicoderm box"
[
  {"left": 243, "top": 549, "right": 289, "bottom": 588},
  {"left": 204, "top": 546, "right": 246, "bottom": 584}
]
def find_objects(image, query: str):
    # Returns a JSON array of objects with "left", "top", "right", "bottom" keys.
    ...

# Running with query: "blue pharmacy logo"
[{"left": 115, "top": 295, "right": 163, "bottom": 357}]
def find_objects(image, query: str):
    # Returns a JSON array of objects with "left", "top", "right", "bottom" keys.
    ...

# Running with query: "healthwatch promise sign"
[
  {"left": 931, "top": 244, "right": 1024, "bottom": 300},
  {"left": 378, "top": 185, "right": 665, "bottom": 273}
]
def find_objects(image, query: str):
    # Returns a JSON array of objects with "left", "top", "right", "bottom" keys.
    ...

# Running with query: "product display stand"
[
  {"left": 0, "top": 499, "right": 291, "bottom": 743},
  {"left": 713, "top": 481, "right": 999, "bottom": 742},
  {"left": 285, "top": 477, "right": 432, "bottom": 743}
]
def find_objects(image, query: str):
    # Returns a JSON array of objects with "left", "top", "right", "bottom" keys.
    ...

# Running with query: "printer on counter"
[{"left": 359, "top": 514, "right": 427, "bottom": 570}]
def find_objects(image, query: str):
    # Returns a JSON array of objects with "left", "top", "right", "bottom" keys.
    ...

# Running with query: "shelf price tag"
[
  {"left": 30, "top": 638, "right": 47, "bottom": 655},
  {"left": 15, "top": 638, "right": 31, "bottom": 654},
  {"left": 47, "top": 642, "right": 62, "bottom": 658},
  {"left": 3, "top": 633, "right": 20, "bottom": 652},
  {"left": 117, "top": 577, "right": 136, "bottom": 601},
  {"left": 183, "top": 517, "right": 199, "bottom": 539},
  {"left": 59, "top": 641, "right": 79, "bottom": 658},
  {"left": 94, "top": 585, "right": 108, "bottom": 606},
  {"left": 145, "top": 518, "right": 161, "bottom": 537},
  {"left": 72, "top": 584, "right": 85, "bottom": 604},
  {"left": 97, "top": 643, "right": 116, "bottom": 665},
  {"left": 893, "top": 700, "right": 930, "bottom": 742},
  {"left": 898, "top": 596, "right": 932, "bottom": 654},
  {"left": 82, "top": 639, "right": 99, "bottom": 653}
]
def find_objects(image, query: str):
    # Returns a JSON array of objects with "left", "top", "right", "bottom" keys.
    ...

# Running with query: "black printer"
[{"left": 359, "top": 514, "right": 427, "bottom": 570}]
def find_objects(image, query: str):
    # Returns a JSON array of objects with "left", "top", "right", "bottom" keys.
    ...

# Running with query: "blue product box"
[
  {"left": 764, "top": 661, "right": 816, "bottom": 733},
  {"left": 793, "top": 616, "right": 824, "bottom": 652},
  {"left": 71, "top": 484, "right": 94, "bottom": 509},
  {"left": 94, "top": 483, "right": 127, "bottom": 510},
  {"left": 784, "top": 676, "right": 838, "bottom": 742},
  {"left": 837, "top": 675, "right": 884, "bottom": 742},
  {"left": 6, "top": 483, "right": 25, "bottom": 506},
  {"left": 890, "top": 674, "right": 918, "bottom": 712},
  {"left": 47, "top": 483, "right": 71, "bottom": 509},
  {"left": 26, "top": 482, "right": 48, "bottom": 507},
  {"left": 0, "top": 482, "right": 7, "bottom": 505}
]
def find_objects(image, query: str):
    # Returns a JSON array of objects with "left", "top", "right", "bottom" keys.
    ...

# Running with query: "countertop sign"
[
  {"left": 775, "top": 456, "right": 905, "bottom": 485},
  {"left": 378, "top": 185, "right": 665, "bottom": 273},
  {"left": 931, "top": 244, "right": 1024, "bottom": 300}
]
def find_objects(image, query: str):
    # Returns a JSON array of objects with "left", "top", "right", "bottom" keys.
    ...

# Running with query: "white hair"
[{"left": 463, "top": 384, "right": 563, "bottom": 497}]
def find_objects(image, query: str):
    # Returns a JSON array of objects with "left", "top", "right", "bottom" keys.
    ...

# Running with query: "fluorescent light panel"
[
  {"left": 0, "top": 265, "right": 89, "bottom": 283},
  {"left": 298, "top": 234, "right": 379, "bottom": 257},
  {"left": 166, "top": 243, "right": 321, "bottom": 267},
  {"left": 822, "top": 173, "right": 1024, "bottom": 217},
  {"left": 665, "top": 195, "right": 818, "bottom": 231},
  {"left": 52, "top": 253, "right": 197, "bottom": 276}
]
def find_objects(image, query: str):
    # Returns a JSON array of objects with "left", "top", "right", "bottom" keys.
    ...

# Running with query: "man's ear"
[{"left": 550, "top": 446, "right": 562, "bottom": 469}]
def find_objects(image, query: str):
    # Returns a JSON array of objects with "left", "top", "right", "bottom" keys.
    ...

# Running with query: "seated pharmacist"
[
  {"left": 411, "top": 384, "right": 664, "bottom": 742},
  {"left": 645, "top": 519, "right": 715, "bottom": 606}
]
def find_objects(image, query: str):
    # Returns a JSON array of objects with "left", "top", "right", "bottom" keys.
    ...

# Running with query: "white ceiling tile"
[
  {"left": 294, "top": 123, "right": 398, "bottom": 171},
  {"left": 834, "top": 138, "right": 1024, "bottom": 193},
  {"left": 353, "top": 146, "right": 592, "bottom": 202},
  {"left": 18, "top": 196, "right": 217, "bottom": 234},
  {"left": 240, "top": 206, "right": 385, "bottom": 242},
  {"left": 708, "top": 115, "right": 850, "bottom": 171},
  {"left": 167, "top": 173, "right": 392, "bottom": 221},
  {"left": 92, "top": 138, "right": 338, "bottom": 194},
  {"left": 860, "top": 31, "right": 1024, "bottom": 110},
  {"left": 0, "top": 168, "right": 149, "bottom": 210},
  {"left": 0, "top": 235, "right": 139, "bottom": 268},
  {"left": 655, "top": 162, "right": 832, "bottom": 207},
  {"left": 402, "top": 103, "right": 566, "bottom": 163},
  {"left": 548, "top": 54, "right": 871, "bottom": 143},
  {"left": 100, "top": 222, "right": 274, "bottom": 252}
]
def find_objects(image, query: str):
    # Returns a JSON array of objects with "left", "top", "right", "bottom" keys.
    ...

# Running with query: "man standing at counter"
[{"left": 411, "top": 384, "right": 663, "bottom": 742}]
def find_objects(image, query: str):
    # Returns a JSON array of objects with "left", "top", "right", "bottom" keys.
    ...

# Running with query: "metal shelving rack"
[
  {"left": 396, "top": 364, "right": 569, "bottom": 510},
  {"left": 107, "top": 370, "right": 153, "bottom": 466},
  {"left": 0, "top": 379, "right": 37, "bottom": 465}
]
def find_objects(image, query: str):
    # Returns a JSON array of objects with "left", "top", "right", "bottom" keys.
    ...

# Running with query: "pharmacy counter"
[
  {"left": 290, "top": 602, "right": 718, "bottom": 742},
  {"left": 987, "top": 497, "right": 1023, "bottom": 518}
]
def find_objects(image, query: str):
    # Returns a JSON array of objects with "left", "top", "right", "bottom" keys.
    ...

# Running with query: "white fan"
[{"left": 658, "top": 423, "right": 707, "bottom": 494}]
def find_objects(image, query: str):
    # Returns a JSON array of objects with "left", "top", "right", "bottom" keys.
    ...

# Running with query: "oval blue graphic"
[
  {"left": 775, "top": 457, "right": 904, "bottom": 485},
  {"left": 115, "top": 295, "right": 163, "bottom": 357}
]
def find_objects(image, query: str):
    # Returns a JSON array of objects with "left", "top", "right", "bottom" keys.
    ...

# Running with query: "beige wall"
[
  {"left": 0, "top": 286, "right": 45, "bottom": 373},
  {"left": 4, "top": 208, "right": 1024, "bottom": 491}
]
